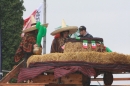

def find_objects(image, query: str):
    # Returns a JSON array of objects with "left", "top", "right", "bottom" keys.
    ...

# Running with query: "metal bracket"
[{"left": 0, "top": 72, "right": 3, "bottom": 76}]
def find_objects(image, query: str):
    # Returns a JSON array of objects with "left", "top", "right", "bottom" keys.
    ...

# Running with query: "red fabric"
[
  {"left": 28, "top": 61, "right": 130, "bottom": 70},
  {"left": 17, "top": 66, "right": 96, "bottom": 83},
  {"left": 23, "top": 10, "right": 37, "bottom": 27},
  {"left": 18, "top": 61, "right": 130, "bottom": 83},
  {"left": 54, "top": 66, "right": 95, "bottom": 78},
  {"left": 18, "top": 66, "right": 54, "bottom": 82},
  {"left": 54, "top": 33, "right": 60, "bottom": 38}
]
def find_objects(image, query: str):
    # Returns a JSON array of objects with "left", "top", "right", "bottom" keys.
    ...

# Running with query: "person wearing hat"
[
  {"left": 50, "top": 19, "right": 78, "bottom": 53},
  {"left": 78, "top": 26, "right": 93, "bottom": 38},
  {"left": 14, "top": 15, "right": 48, "bottom": 67}
]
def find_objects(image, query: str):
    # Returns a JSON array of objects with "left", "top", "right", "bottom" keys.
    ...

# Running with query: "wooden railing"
[{"left": 0, "top": 60, "right": 25, "bottom": 83}]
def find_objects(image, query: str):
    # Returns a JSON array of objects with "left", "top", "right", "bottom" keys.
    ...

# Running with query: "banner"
[
  {"left": 35, "top": 3, "right": 43, "bottom": 23},
  {"left": 21, "top": 3, "right": 43, "bottom": 37}
]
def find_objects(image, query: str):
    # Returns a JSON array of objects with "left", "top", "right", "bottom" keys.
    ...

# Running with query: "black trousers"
[{"left": 23, "top": 52, "right": 33, "bottom": 68}]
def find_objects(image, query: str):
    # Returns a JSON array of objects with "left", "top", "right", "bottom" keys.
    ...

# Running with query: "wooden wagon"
[{"left": 1, "top": 38, "right": 130, "bottom": 86}]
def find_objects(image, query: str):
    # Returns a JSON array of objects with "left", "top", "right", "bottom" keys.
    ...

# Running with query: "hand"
[{"left": 33, "top": 44, "right": 38, "bottom": 48}]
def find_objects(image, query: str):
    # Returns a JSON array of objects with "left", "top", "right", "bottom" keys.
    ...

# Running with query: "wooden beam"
[
  {"left": 0, "top": 83, "right": 46, "bottom": 86},
  {"left": 32, "top": 74, "right": 82, "bottom": 84},
  {"left": 92, "top": 78, "right": 130, "bottom": 81},
  {"left": 32, "top": 74, "right": 58, "bottom": 83},
  {"left": 47, "top": 84, "right": 80, "bottom": 86},
  {"left": 0, "top": 83, "right": 82, "bottom": 86},
  {"left": 113, "top": 78, "right": 130, "bottom": 80},
  {"left": 0, "top": 60, "right": 25, "bottom": 83},
  {"left": 61, "top": 74, "right": 82, "bottom": 84},
  {"left": 33, "top": 73, "right": 130, "bottom": 83}
]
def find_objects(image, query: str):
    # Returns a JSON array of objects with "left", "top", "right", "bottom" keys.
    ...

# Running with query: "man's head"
[{"left": 79, "top": 26, "right": 87, "bottom": 36}]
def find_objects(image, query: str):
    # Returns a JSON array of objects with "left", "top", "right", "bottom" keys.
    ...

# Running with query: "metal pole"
[
  {"left": 43, "top": 0, "right": 46, "bottom": 54},
  {"left": 0, "top": 4, "right": 2, "bottom": 79}
]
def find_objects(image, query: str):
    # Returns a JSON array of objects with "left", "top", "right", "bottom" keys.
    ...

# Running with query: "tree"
[{"left": 0, "top": 0, "right": 25, "bottom": 77}]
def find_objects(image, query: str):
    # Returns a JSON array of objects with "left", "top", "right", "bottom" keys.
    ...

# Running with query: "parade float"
[{"left": 0, "top": 19, "right": 130, "bottom": 86}]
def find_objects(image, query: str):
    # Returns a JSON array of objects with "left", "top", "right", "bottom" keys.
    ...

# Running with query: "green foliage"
[{"left": 0, "top": 0, "right": 25, "bottom": 77}]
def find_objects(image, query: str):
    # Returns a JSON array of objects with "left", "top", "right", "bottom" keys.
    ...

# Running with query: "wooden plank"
[
  {"left": 113, "top": 78, "right": 130, "bottom": 80},
  {"left": 0, "top": 83, "right": 46, "bottom": 86},
  {"left": 32, "top": 74, "right": 82, "bottom": 84},
  {"left": 61, "top": 74, "right": 82, "bottom": 84},
  {"left": 47, "top": 84, "right": 80, "bottom": 86},
  {"left": 32, "top": 72, "right": 130, "bottom": 83},
  {"left": 32, "top": 74, "right": 58, "bottom": 83},
  {"left": 0, "top": 60, "right": 25, "bottom": 83}
]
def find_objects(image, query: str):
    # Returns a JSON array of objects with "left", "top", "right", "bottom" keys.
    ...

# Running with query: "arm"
[
  {"left": 87, "top": 33, "right": 93, "bottom": 38},
  {"left": 78, "top": 35, "right": 83, "bottom": 37},
  {"left": 90, "top": 34, "right": 93, "bottom": 38}
]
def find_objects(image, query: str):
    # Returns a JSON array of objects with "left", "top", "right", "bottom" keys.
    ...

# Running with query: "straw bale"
[
  {"left": 64, "top": 42, "right": 105, "bottom": 53},
  {"left": 27, "top": 51, "right": 130, "bottom": 67}
]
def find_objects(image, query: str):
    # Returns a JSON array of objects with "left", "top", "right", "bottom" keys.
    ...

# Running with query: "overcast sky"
[
  {"left": 23, "top": 0, "right": 130, "bottom": 55},
  {"left": 23, "top": 0, "right": 130, "bottom": 85}
]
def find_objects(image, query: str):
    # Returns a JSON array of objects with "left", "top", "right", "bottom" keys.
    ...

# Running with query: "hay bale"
[
  {"left": 64, "top": 42, "right": 105, "bottom": 53},
  {"left": 27, "top": 51, "right": 130, "bottom": 67}
]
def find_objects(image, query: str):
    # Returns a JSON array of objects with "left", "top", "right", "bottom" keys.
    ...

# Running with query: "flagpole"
[
  {"left": 0, "top": 4, "right": 2, "bottom": 79},
  {"left": 43, "top": 0, "right": 46, "bottom": 54}
]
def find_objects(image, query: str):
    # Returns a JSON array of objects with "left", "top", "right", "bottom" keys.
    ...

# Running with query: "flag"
[
  {"left": 35, "top": 3, "right": 43, "bottom": 23},
  {"left": 21, "top": 11, "right": 37, "bottom": 37},
  {"left": 21, "top": 3, "right": 43, "bottom": 37},
  {"left": 83, "top": 40, "right": 88, "bottom": 49},
  {"left": 91, "top": 41, "right": 96, "bottom": 49}
]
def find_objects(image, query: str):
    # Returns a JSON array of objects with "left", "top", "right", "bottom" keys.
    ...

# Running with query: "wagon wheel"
[
  {"left": 82, "top": 75, "right": 91, "bottom": 86},
  {"left": 103, "top": 72, "right": 113, "bottom": 85}
]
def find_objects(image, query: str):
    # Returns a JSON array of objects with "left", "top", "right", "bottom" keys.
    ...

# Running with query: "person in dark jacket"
[
  {"left": 78, "top": 26, "right": 93, "bottom": 38},
  {"left": 78, "top": 26, "right": 92, "bottom": 85}
]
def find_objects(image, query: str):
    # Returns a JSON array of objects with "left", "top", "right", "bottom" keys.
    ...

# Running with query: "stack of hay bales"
[
  {"left": 64, "top": 38, "right": 105, "bottom": 52},
  {"left": 27, "top": 52, "right": 130, "bottom": 67},
  {"left": 27, "top": 38, "right": 130, "bottom": 66}
]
